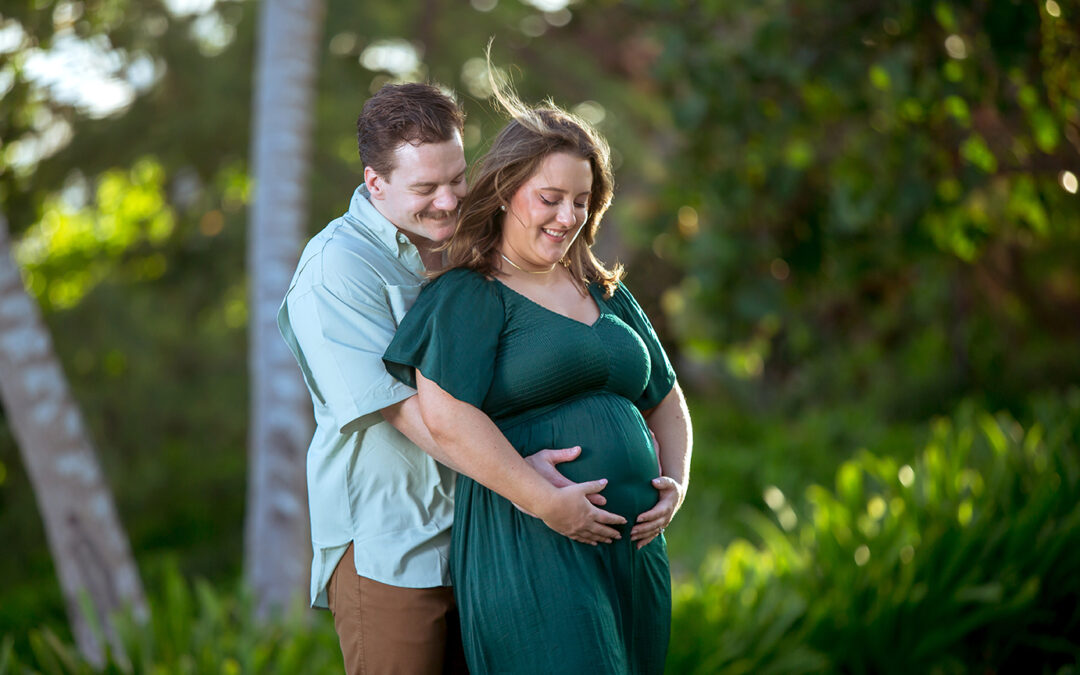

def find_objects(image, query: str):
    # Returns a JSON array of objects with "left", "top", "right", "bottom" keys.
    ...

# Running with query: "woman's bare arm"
[
  {"left": 415, "top": 370, "right": 627, "bottom": 545},
  {"left": 381, "top": 394, "right": 466, "bottom": 473},
  {"left": 631, "top": 382, "right": 692, "bottom": 548}
]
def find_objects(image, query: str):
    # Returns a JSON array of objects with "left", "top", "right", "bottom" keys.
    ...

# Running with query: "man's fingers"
[
  {"left": 586, "top": 493, "right": 607, "bottom": 506},
  {"left": 536, "top": 446, "right": 581, "bottom": 465},
  {"left": 544, "top": 473, "right": 573, "bottom": 489}
]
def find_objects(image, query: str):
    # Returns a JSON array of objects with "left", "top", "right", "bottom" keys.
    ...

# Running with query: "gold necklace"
[{"left": 499, "top": 252, "right": 556, "bottom": 275}]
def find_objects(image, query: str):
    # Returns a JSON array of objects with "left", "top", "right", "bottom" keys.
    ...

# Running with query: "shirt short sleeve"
[
  {"left": 605, "top": 282, "right": 677, "bottom": 411},
  {"left": 383, "top": 268, "right": 505, "bottom": 409},
  {"left": 279, "top": 264, "right": 417, "bottom": 433}
]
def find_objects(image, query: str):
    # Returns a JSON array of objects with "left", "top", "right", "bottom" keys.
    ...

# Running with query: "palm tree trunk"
[
  {"left": 245, "top": 0, "right": 323, "bottom": 616},
  {"left": 0, "top": 213, "right": 147, "bottom": 666}
]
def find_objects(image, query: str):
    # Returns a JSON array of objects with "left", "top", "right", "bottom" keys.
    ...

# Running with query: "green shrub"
[
  {"left": 669, "top": 396, "right": 925, "bottom": 574},
  {"left": 0, "top": 563, "right": 341, "bottom": 674},
  {"left": 670, "top": 391, "right": 1080, "bottom": 673}
]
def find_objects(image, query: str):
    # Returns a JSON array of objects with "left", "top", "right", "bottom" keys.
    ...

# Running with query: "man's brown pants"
[{"left": 327, "top": 544, "right": 469, "bottom": 674}]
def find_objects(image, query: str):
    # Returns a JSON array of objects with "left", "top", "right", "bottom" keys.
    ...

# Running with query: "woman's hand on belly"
[
  {"left": 534, "top": 479, "right": 628, "bottom": 545},
  {"left": 630, "top": 476, "right": 683, "bottom": 549}
]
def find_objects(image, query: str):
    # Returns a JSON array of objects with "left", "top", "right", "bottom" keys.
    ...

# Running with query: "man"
[{"left": 278, "top": 83, "right": 611, "bottom": 674}]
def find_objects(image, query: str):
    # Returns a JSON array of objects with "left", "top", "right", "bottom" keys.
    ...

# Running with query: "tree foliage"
[
  {"left": 2, "top": 0, "right": 1079, "bottom": 667},
  {"left": 627, "top": 0, "right": 1080, "bottom": 416}
]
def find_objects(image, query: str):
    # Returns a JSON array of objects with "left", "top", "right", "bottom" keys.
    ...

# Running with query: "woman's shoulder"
[
  {"left": 434, "top": 266, "right": 487, "bottom": 283},
  {"left": 597, "top": 279, "right": 660, "bottom": 327},
  {"left": 595, "top": 278, "right": 636, "bottom": 305},
  {"left": 420, "top": 266, "right": 503, "bottom": 308},
  {"left": 427, "top": 266, "right": 495, "bottom": 292}
]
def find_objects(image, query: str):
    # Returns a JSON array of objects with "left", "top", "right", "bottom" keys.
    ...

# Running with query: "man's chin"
[{"left": 425, "top": 220, "right": 456, "bottom": 241}]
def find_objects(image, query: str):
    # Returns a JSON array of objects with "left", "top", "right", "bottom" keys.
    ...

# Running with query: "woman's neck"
[{"left": 497, "top": 243, "right": 567, "bottom": 281}]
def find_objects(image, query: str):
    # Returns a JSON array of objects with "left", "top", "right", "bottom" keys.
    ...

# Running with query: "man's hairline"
[{"left": 367, "top": 130, "right": 466, "bottom": 185}]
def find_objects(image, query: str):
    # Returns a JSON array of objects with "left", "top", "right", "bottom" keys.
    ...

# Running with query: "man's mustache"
[{"left": 420, "top": 210, "right": 456, "bottom": 221}]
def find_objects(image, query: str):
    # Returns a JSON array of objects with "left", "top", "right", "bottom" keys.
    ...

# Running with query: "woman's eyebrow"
[{"left": 538, "top": 186, "right": 591, "bottom": 195}]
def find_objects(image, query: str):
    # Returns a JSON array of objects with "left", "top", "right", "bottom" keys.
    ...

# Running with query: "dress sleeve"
[
  {"left": 383, "top": 269, "right": 505, "bottom": 410},
  {"left": 606, "top": 282, "right": 677, "bottom": 411}
]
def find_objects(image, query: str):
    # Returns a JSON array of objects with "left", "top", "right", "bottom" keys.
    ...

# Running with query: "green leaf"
[{"left": 960, "top": 134, "right": 997, "bottom": 173}]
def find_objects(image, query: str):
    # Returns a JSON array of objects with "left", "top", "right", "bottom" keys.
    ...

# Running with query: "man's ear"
[{"left": 364, "top": 166, "right": 385, "bottom": 199}]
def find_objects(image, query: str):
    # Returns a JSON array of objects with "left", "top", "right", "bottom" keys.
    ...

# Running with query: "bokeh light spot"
[
  {"left": 677, "top": 206, "right": 699, "bottom": 237},
  {"left": 199, "top": 209, "right": 224, "bottom": 236},
  {"left": 944, "top": 34, "right": 967, "bottom": 60},
  {"left": 898, "top": 465, "right": 915, "bottom": 487},
  {"left": 1060, "top": 170, "right": 1078, "bottom": 194},
  {"left": 770, "top": 258, "right": 790, "bottom": 281}
]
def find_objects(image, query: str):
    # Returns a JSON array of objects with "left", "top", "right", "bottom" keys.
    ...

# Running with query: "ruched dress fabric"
[{"left": 383, "top": 267, "right": 676, "bottom": 674}]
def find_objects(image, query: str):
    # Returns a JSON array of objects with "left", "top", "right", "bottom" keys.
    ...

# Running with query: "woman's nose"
[{"left": 557, "top": 203, "right": 577, "bottom": 226}]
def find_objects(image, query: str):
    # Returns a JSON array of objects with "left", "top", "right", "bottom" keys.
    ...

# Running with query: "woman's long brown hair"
[{"left": 440, "top": 60, "right": 623, "bottom": 297}]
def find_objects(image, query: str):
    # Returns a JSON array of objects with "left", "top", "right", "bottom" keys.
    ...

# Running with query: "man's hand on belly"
[{"left": 518, "top": 446, "right": 607, "bottom": 508}]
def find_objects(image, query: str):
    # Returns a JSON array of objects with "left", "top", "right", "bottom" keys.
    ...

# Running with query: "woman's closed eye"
[{"left": 540, "top": 194, "right": 589, "bottom": 209}]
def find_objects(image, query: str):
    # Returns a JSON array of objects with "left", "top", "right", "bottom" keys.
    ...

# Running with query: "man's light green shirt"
[{"left": 278, "top": 186, "right": 454, "bottom": 608}]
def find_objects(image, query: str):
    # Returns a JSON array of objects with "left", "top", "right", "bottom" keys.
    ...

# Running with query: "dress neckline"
[{"left": 492, "top": 278, "right": 606, "bottom": 329}]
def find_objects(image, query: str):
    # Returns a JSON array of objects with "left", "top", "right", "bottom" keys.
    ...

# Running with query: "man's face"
[{"left": 365, "top": 131, "right": 467, "bottom": 246}]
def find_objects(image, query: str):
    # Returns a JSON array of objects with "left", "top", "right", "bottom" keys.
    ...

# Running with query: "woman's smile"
[{"left": 499, "top": 151, "right": 593, "bottom": 272}]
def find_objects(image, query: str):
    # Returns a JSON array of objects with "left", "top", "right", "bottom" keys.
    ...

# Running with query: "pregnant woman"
[{"left": 383, "top": 92, "right": 692, "bottom": 674}]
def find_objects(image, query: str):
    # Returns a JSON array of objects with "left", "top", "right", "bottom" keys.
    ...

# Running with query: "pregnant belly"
[{"left": 498, "top": 393, "right": 661, "bottom": 522}]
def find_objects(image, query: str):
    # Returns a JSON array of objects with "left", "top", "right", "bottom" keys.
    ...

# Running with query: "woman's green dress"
[{"left": 384, "top": 268, "right": 675, "bottom": 674}]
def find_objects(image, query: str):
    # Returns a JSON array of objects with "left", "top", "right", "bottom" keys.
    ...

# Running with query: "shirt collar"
[{"left": 345, "top": 184, "right": 413, "bottom": 258}]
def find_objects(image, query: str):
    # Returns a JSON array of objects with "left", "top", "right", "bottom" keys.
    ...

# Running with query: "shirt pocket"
[{"left": 385, "top": 283, "right": 423, "bottom": 326}]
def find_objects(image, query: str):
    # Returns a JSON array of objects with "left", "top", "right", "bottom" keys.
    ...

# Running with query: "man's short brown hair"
[{"left": 357, "top": 83, "right": 465, "bottom": 178}]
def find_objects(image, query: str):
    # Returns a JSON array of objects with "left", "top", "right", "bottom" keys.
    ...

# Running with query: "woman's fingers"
[
  {"left": 629, "top": 477, "right": 679, "bottom": 547},
  {"left": 539, "top": 481, "right": 628, "bottom": 544},
  {"left": 631, "top": 517, "right": 665, "bottom": 537},
  {"left": 651, "top": 476, "right": 680, "bottom": 492},
  {"left": 575, "top": 482, "right": 625, "bottom": 527},
  {"left": 635, "top": 534, "right": 659, "bottom": 550}
]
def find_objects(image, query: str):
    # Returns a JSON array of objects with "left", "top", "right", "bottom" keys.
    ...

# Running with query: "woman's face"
[{"left": 500, "top": 151, "right": 592, "bottom": 271}]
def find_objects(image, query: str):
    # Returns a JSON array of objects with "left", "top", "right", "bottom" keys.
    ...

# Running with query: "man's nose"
[{"left": 432, "top": 186, "right": 459, "bottom": 212}]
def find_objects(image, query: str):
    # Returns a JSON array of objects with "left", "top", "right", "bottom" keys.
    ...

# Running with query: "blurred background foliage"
[{"left": 1, "top": 0, "right": 1078, "bottom": 670}]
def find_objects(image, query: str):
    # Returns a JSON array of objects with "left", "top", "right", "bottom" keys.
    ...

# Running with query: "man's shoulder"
[{"left": 294, "top": 217, "right": 403, "bottom": 292}]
